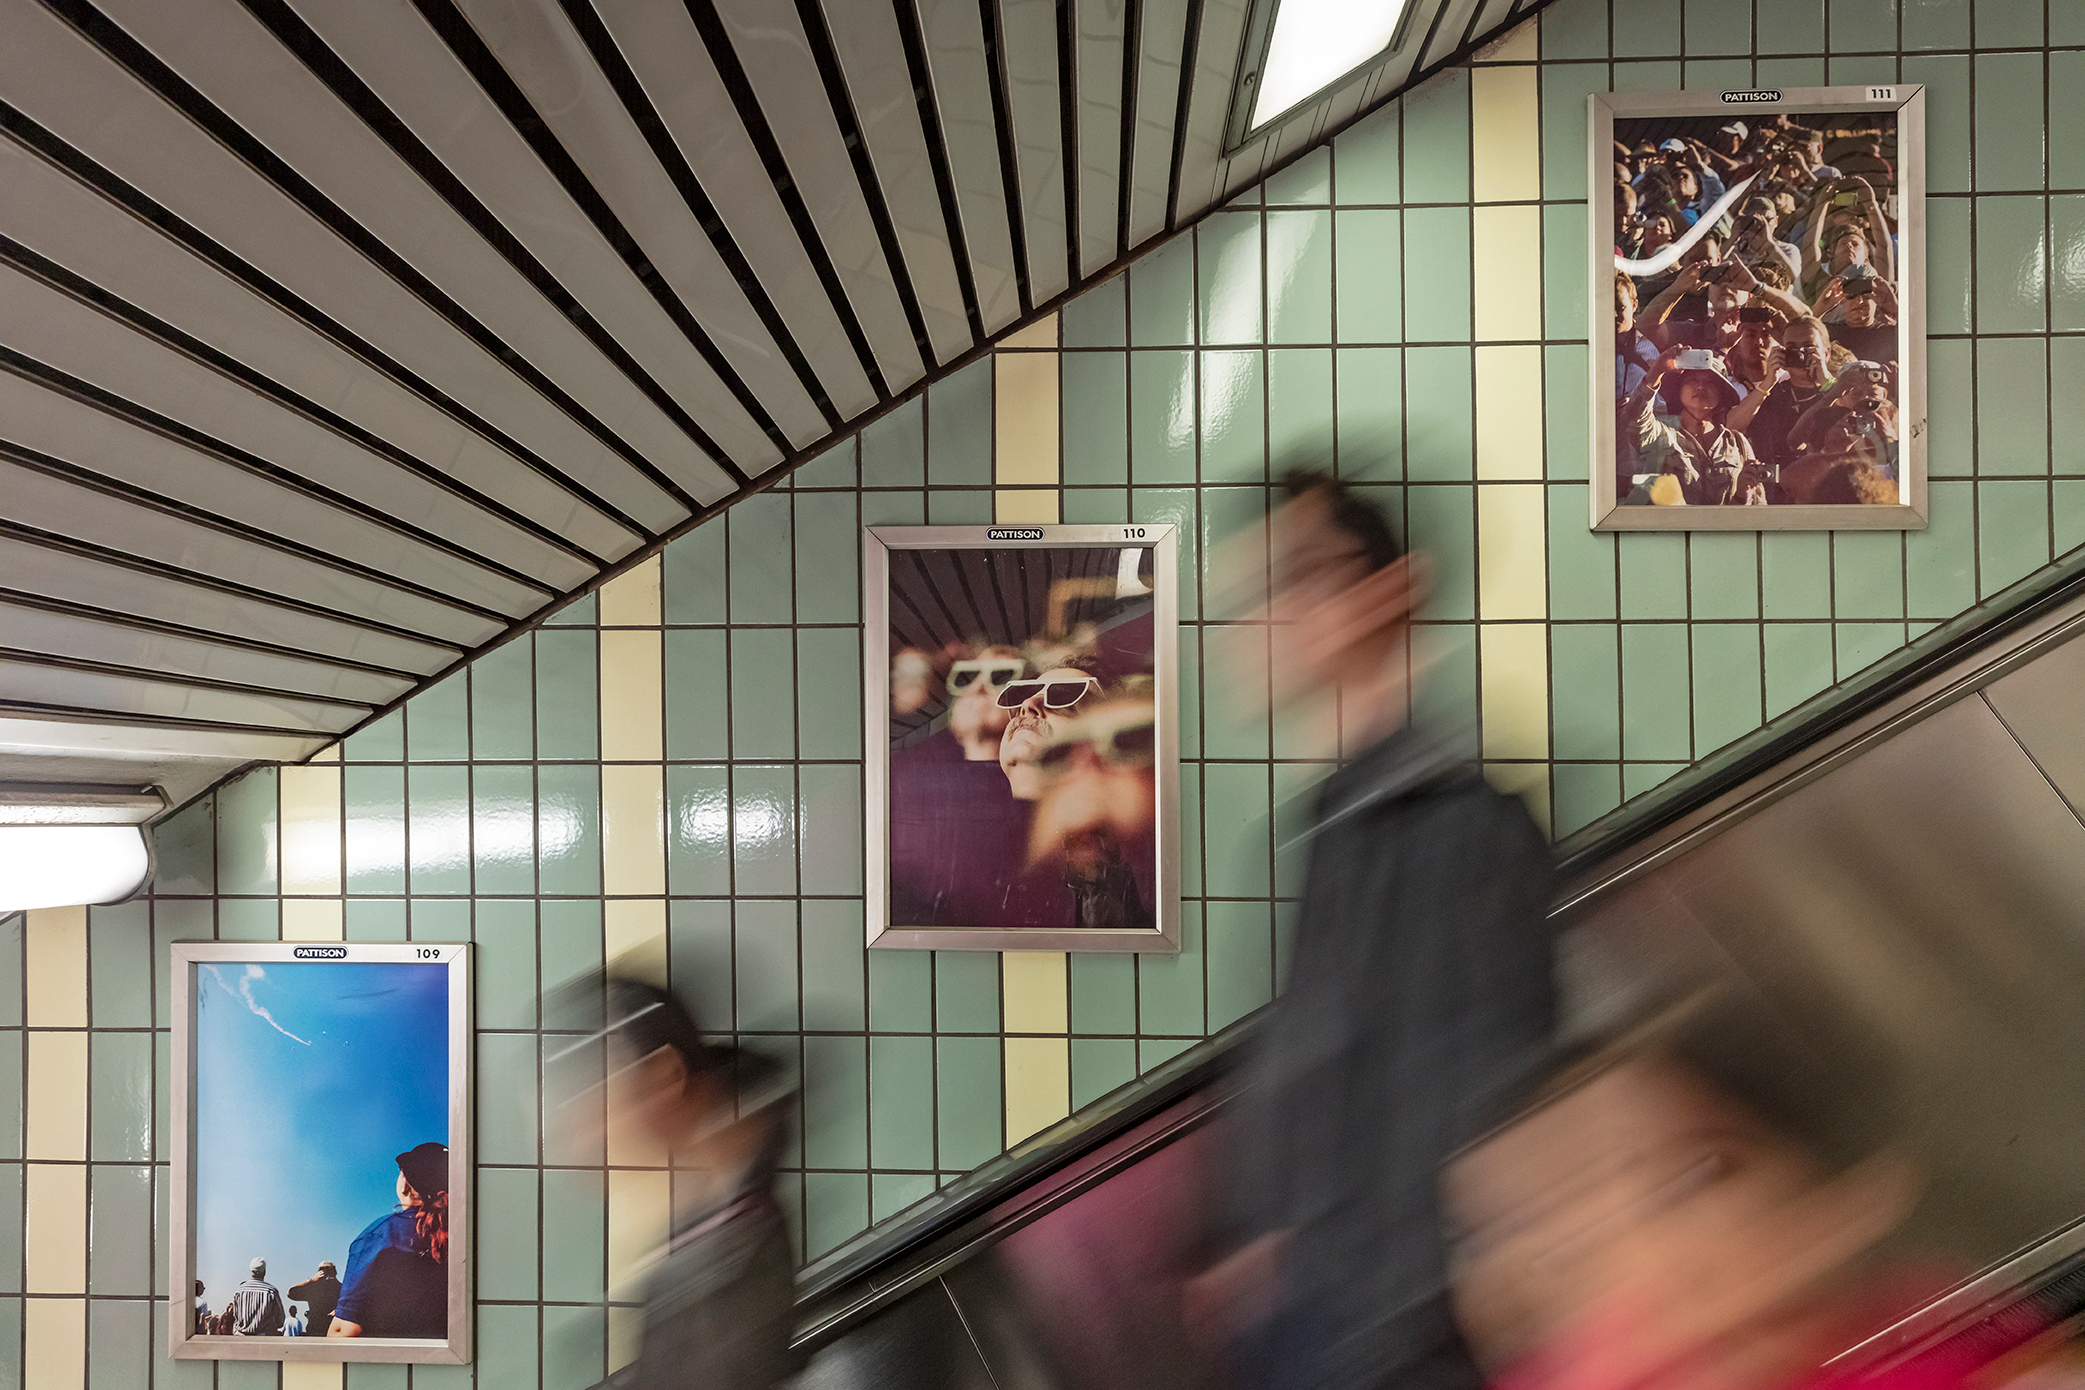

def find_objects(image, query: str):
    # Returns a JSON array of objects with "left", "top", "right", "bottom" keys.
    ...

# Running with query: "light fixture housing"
[
  {"left": 1227, "top": 0, "right": 1419, "bottom": 152},
  {"left": 0, "top": 783, "right": 163, "bottom": 912}
]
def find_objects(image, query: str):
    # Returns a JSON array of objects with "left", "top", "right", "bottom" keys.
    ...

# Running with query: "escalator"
[{"left": 789, "top": 552, "right": 2085, "bottom": 1388}]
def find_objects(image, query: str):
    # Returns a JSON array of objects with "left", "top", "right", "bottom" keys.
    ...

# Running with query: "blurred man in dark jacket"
[{"left": 1191, "top": 473, "right": 1556, "bottom": 1390}]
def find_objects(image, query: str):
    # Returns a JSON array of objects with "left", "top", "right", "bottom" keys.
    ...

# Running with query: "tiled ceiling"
[{"left": 0, "top": 0, "right": 1542, "bottom": 804}]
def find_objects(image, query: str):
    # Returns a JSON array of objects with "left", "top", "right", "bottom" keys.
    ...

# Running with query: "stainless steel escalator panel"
[{"left": 1983, "top": 637, "right": 2085, "bottom": 826}]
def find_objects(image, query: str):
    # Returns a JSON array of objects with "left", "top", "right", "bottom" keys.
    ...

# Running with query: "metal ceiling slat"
[
  {"left": 910, "top": 0, "right": 1024, "bottom": 335},
  {"left": 0, "top": 403, "right": 508, "bottom": 645},
  {"left": 1418, "top": 0, "right": 1486, "bottom": 71},
  {"left": 816, "top": 0, "right": 975, "bottom": 367},
  {"left": 0, "top": 0, "right": 693, "bottom": 534},
  {"left": 0, "top": 535, "right": 455, "bottom": 676},
  {"left": 278, "top": 0, "right": 759, "bottom": 487},
  {"left": 590, "top": 0, "right": 879, "bottom": 420},
  {"left": 0, "top": 265, "right": 572, "bottom": 605},
  {"left": 1168, "top": 0, "right": 1249, "bottom": 228},
  {"left": 440, "top": 0, "right": 829, "bottom": 450},
  {"left": 1126, "top": 0, "right": 1193, "bottom": 249},
  {"left": 0, "top": 136, "right": 640, "bottom": 568},
  {"left": 0, "top": 600, "right": 412, "bottom": 707},
  {"left": 1471, "top": 0, "right": 1528, "bottom": 44},
  {"left": 709, "top": 0, "right": 929, "bottom": 394},
  {"left": 0, "top": 657, "right": 365, "bottom": 735},
  {"left": 1073, "top": 0, "right": 1128, "bottom": 276},
  {"left": 997, "top": 0, "right": 1072, "bottom": 305}
]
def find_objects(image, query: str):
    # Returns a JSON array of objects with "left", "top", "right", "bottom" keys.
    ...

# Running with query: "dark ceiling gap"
[
  {"left": 1163, "top": 0, "right": 1206, "bottom": 235},
  {"left": 29, "top": 0, "right": 709, "bottom": 523},
  {"left": 976, "top": 0, "right": 1035, "bottom": 317},
  {"left": 791, "top": 0, "right": 944, "bottom": 368},
  {"left": 891, "top": 0, "right": 987, "bottom": 338},
  {"left": 0, "top": 421, "right": 521, "bottom": 630},
  {"left": 391, "top": 0, "right": 761, "bottom": 482},
  {"left": 677, "top": 0, "right": 895, "bottom": 402},
  {"left": 0, "top": 645, "right": 373, "bottom": 725},
  {"left": 1054, "top": 0, "right": 1080, "bottom": 290},
  {"left": 554, "top": 0, "right": 843, "bottom": 429},
  {"left": 0, "top": 234, "right": 611, "bottom": 575},
  {"left": 0, "top": 109, "right": 656, "bottom": 546},
  {"left": 0, "top": 520, "right": 467, "bottom": 656},
  {"left": 0, "top": 588, "right": 423, "bottom": 684}
]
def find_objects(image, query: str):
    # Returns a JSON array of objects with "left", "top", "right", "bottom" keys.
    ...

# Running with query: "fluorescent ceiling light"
[
  {"left": 0, "top": 825, "right": 153, "bottom": 912},
  {"left": 1249, "top": 0, "right": 1414, "bottom": 131}
]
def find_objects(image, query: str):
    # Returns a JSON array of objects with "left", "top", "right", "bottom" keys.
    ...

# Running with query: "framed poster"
[
  {"left": 864, "top": 524, "right": 1180, "bottom": 952},
  {"left": 167, "top": 942, "right": 472, "bottom": 1364},
  {"left": 1590, "top": 85, "right": 1926, "bottom": 529}
]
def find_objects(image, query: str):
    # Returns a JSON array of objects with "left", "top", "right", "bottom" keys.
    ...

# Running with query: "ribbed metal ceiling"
[{"left": 0, "top": 0, "right": 1543, "bottom": 802}]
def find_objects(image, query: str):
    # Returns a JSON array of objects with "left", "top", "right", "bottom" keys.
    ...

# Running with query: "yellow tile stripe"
[
  {"left": 1478, "top": 483, "right": 1548, "bottom": 620},
  {"left": 1471, "top": 65, "right": 1540, "bottom": 202},
  {"left": 1004, "top": 1036, "right": 1071, "bottom": 1146},
  {"left": 23, "top": 1297, "right": 84, "bottom": 1388},
  {"left": 994, "top": 338, "right": 1061, "bottom": 524},
  {"left": 1471, "top": 206, "right": 1542, "bottom": 342},
  {"left": 1475, "top": 345, "right": 1546, "bottom": 480},
  {"left": 602, "top": 765, "right": 666, "bottom": 896},
  {"left": 284, "top": 1364, "right": 344, "bottom": 1390},
  {"left": 279, "top": 763, "right": 342, "bottom": 895},
  {"left": 27, "top": 1032, "right": 87, "bottom": 1162},
  {"left": 25, "top": 906, "right": 85, "bottom": 1028},
  {"left": 25, "top": 1161, "right": 85, "bottom": 1291},
  {"left": 1480, "top": 623, "right": 1550, "bottom": 764}
]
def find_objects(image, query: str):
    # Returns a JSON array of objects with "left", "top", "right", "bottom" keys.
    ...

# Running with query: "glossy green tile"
[
  {"left": 805, "top": 1037, "right": 869, "bottom": 1169},
  {"left": 1611, "top": 59, "right": 1682, "bottom": 91},
  {"left": 157, "top": 1301, "right": 213, "bottom": 1388},
  {"left": 1976, "top": 197, "right": 2048, "bottom": 335},
  {"left": 1621, "top": 624, "right": 1692, "bottom": 762},
  {"left": 1200, "top": 350, "right": 1266, "bottom": 482},
  {"left": 1334, "top": 211, "right": 1403, "bottom": 345},
  {"left": 1411, "top": 622, "right": 1478, "bottom": 736},
  {"left": 477, "top": 1032, "right": 539, "bottom": 1165},
  {"left": 1140, "top": 1036, "right": 1197, "bottom": 1071},
  {"left": 216, "top": 897, "right": 277, "bottom": 941},
  {"left": 1836, "top": 621, "right": 1907, "bottom": 677},
  {"left": 1541, "top": 0, "right": 1608, "bottom": 60},
  {"left": 150, "top": 796, "right": 215, "bottom": 895},
  {"left": 734, "top": 899, "right": 799, "bottom": 1032},
  {"left": 665, "top": 628, "right": 730, "bottom": 762},
  {"left": 1070, "top": 1038, "right": 1137, "bottom": 1109},
  {"left": 1198, "top": 212, "right": 1263, "bottom": 345},
  {"left": 1897, "top": 0, "right": 1966, "bottom": 46},
  {"left": 474, "top": 897, "right": 536, "bottom": 1029},
  {"left": 927, "top": 489, "right": 993, "bottom": 523},
  {"left": 1065, "top": 273, "right": 1127, "bottom": 347},
  {"left": 1692, "top": 624, "right": 1764, "bottom": 755},
  {"left": 1402, "top": 208, "right": 1472, "bottom": 342},
  {"left": 536, "top": 763, "right": 601, "bottom": 896},
  {"left": 873, "top": 1172, "right": 936, "bottom": 1222},
  {"left": 469, "top": 638, "right": 534, "bottom": 760},
  {"left": 344, "top": 707, "right": 402, "bottom": 762},
  {"left": 1977, "top": 339, "right": 2049, "bottom": 475},
  {"left": 88, "top": 1297, "right": 149, "bottom": 1386},
  {"left": 88, "top": 901, "right": 150, "bottom": 1028},
  {"left": 0, "top": 1038, "right": 17, "bottom": 1160},
  {"left": 544, "top": 591, "right": 596, "bottom": 625},
  {"left": 799, "top": 763, "right": 862, "bottom": 896},
  {"left": 1979, "top": 480, "right": 2052, "bottom": 593},
  {"left": 1553, "top": 762, "right": 1622, "bottom": 838},
  {"left": 1925, "top": 198, "right": 1973, "bottom": 337},
  {"left": 934, "top": 951, "right": 1000, "bottom": 1032},
  {"left": 539, "top": 898, "right": 603, "bottom": 1009},
  {"left": 1764, "top": 622, "right": 1836, "bottom": 717},
  {"left": 794, "top": 492, "right": 859, "bottom": 625},
  {"left": 1130, "top": 350, "right": 1198, "bottom": 484},
  {"left": 1752, "top": 56, "right": 1824, "bottom": 88},
  {"left": 544, "top": 1302, "right": 606, "bottom": 1390},
  {"left": 407, "top": 764, "right": 470, "bottom": 895},
  {"left": 1334, "top": 347, "right": 1403, "bottom": 482},
  {"left": 2053, "top": 200, "right": 2085, "bottom": 337},
  {"left": 2054, "top": 56, "right": 2085, "bottom": 192},
  {"left": 732, "top": 765, "right": 797, "bottom": 895},
  {"left": 1926, "top": 338, "right": 1975, "bottom": 478},
  {"left": 87, "top": 1163, "right": 150, "bottom": 1297},
  {"left": 728, "top": 491, "right": 796, "bottom": 623},
  {"left": 406, "top": 673, "right": 469, "bottom": 761},
  {"left": 1975, "top": 54, "right": 2045, "bottom": 192},
  {"left": 861, "top": 396, "right": 925, "bottom": 489},
  {"left": 1333, "top": 102, "right": 1399, "bottom": 204},
  {"left": 534, "top": 629, "right": 599, "bottom": 760},
  {"left": 796, "top": 629, "right": 861, "bottom": 761},
  {"left": 666, "top": 765, "right": 730, "bottom": 896},
  {"left": 2054, "top": 481, "right": 2085, "bottom": 556},
  {"left": 1199, "top": 484, "right": 1269, "bottom": 608},
  {"left": 0, "top": 1168, "right": 20, "bottom": 1291},
  {"left": 88, "top": 1031, "right": 149, "bottom": 1162},
  {"left": 1401, "top": 67, "right": 1469, "bottom": 203},
  {"left": 541, "top": 1168, "right": 606, "bottom": 1301},
  {"left": 1904, "top": 56, "right": 1970, "bottom": 193},
  {"left": 1906, "top": 481, "right": 1977, "bottom": 617},
  {"left": 1685, "top": 55, "right": 1756, "bottom": 89},
  {"left": 1403, "top": 350, "right": 1473, "bottom": 480},
  {"left": 1266, "top": 146, "right": 1330, "bottom": 205},
  {"left": 1129, "top": 234, "right": 1196, "bottom": 347},
  {"left": 477, "top": 1305, "right": 540, "bottom": 1389},
  {"left": 1552, "top": 624, "right": 1622, "bottom": 760},
  {"left": 410, "top": 897, "right": 471, "bottom": 942},
  {"left": 1545, "top": 346, "right": 1591, "bottom": 483},
  {"left": 1618, "top": 533, "right": 1688, "bottom": 620},
  {"left": 669, "top": 899, "right": 733, "bottom": 1030},
  {"left": 1540, "top": 63, "right": 1607, "bottom": 202},
  {"left": 344, "top": 898, "right": 407, "bottom": 942},
  {"left": 1622, "top": 762, "right": 1687, "bottom": 801},
  {"left": 343, "top": 1360, "right": 407, "bottom": 1390},
  {"left": 730, "top": 628, "right": 797, "bottom": 759},
  {"left": 1612, "top": 0, "right": 1681, "bottom": 54},
  {"left": 664, "top": 519, "right": 728, "bottom": 624},
  {"left": 1205, "top": 901, "right": 1272, "bottom": 1031},
  {"left": 1688, "top": 535, "right": 1759, "bottom": 620},
  {"left": 1270, "top": 761, "right": 1326, "bottom": 898},
  {"left": 1063, "top": 487, "right": 1130, "bottom": 523},
  {"left": 936, "top": 1036, "right": 1003, "bottom": 1170},
  {"left": 1201, "top": 763, "right": 1271, "bottom": 899},
  {"left": 800, "top": 899, "right": 864, "bottom": 1032},
  {"left": 1832, "top": 531, "right": 1906, "bottom": 620},
  {"left": 2054, "top": 341, "right": 2085, "bottom": 477},
  {"left": 928, "top": 357, "right": 993, "bottom": 487},
  {"left": 868, "top": 949, "right": 931, "bottom": 1031},
  {"left": 795, "top": 436, "right": 857, "bottom": 489},
  {"left": 2056, "top": 2, "right": 2085, "bottom": 44},
  {"left": 1139, "top": 903, "right": 1203, "bottom": 1036},
  {"left": 1542, "top": 202, "right": 1588, "bottom": 343},
  {"left": 1268, "top": 211, "right": 1332, "bottom": 344},
  {"left": 215, "top": 766, "right": 277, "bottom": 895},
  {"left": 806, "top": 1172, "right": 870, "bottom": 1257},
  {"left": 1827, "top": 54, "right": 1897, "bottom": 86},
  {"left": 1063, "top": 352, "right": 1130, "bottom": 484},
  {"left": 1069, "top": 953, "right": 1135, "bottom": 1034},
  {"left": 869, "top": 1035, "right": 935, "bottom": 1170},
  {"left": 861, "top": 490, "right": 925, "bottom": 527},
  {"left": 1684, "top": 0, "right": 1752, "bottom": 53}
]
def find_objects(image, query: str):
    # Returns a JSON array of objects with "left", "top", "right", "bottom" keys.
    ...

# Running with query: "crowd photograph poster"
[
  {"left": 168, "top": 942, "right": 472, "bottom": 1364},
  {"left": 864, "top": 525, "right": 1181, "bottom": 952},
  {"left": 1591, "top": 85, "right": 1927, "bottom": 529}
]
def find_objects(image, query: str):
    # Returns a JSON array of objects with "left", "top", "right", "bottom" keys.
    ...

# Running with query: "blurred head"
[
  {"left": 601, "top": 978, "right": 744, "bottom": 1149},
  {"left": 947, "top": 645, "right": 1025, "bottom": 759},
  {"left": 999, "top": 664, "right": 1101, "bottom": 799},
  {"left": 1616, "top": 272, "right": 1638, "bottom": 335},
  {"left": 1679, "top": 229, "right": 1725, "bottom": 271},
  {"left": 1022, "top": 692, "right": 1159, "bottom": 870},
  {"left": 1827, "top": 228, "right": 1870, "bottom": 275},
  {"left": 1615, "top": 181, "right": 1638, "bottom": 228},
  {"left": 1250, "top": 471, "right": 1413, "bottom": 712},
  {"left": 1640, "top": 214, "right": 1678, "bottom": 255},
  {"left": 1779, "top": 318, "right": 1830, "bottom": 388},
  {"left": 318, "top": 1262, "right": 337, "bottom": 1279},
  {"left": 250, "top": 1259, "right": 266, "bottom": 1279}
]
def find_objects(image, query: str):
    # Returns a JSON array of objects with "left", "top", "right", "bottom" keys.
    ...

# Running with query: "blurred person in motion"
[
  {"left": 329, "top": 1142, "right": 450, "bottom": 1339},
  {"left": 1441, "top": 992, "right": 1970, "bottom": 1390},
  {"left": 1189, "top": 472, "right": 1555, "bottom": 1390},
  {"left": 592, "top": 977, "right": 799, "bottom": 1390}
]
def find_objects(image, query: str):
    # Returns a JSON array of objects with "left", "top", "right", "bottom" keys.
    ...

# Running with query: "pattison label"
[
  {"left": 1721, "top": 89, "right": 1782, "bottom": 102},
  {"left": 986, "top": 528, "right": 1045, "bottom": 540},
  {"left": 292, "top": 946, "right": 348, "bottom": 959}
]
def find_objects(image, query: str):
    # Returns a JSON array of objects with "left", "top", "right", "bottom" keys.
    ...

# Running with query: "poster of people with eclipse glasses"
[
  {"left": 1590, "top": 85, "right": 1927, "bottom": 530},
  {"left": 863, "top": 525, "right": 1180, "bottom": 951}
]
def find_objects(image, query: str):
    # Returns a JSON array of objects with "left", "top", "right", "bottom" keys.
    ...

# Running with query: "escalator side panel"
[
  {"left": 795, "top": 1280, "right": 999, "bottom": 1390},
  {"left": 1983, "top": 638, "right": 2085, "bottom": 822}
]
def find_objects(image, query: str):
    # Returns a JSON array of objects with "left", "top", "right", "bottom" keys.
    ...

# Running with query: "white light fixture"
[
  {"left": 0, "top": 784, "right": 163, "bottom": 912},
  {"left": 1248, "top": 0, "right": 1415, "bottom": 133}
]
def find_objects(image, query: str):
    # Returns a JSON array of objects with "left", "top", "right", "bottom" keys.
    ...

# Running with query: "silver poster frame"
[
  {"left": 167, "top": 941, "right": 473, "bottom": 1364},
  {"left": 863, "top": 524, "right": 1181, "bottom": 953},
  {"left": 1590, "top": 84, "right": 1928, "bottom": 531}
]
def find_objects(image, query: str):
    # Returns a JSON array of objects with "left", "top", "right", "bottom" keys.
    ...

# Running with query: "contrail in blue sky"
[{"left": 203, "top": 964, "right": 312, "bottom": 1046}]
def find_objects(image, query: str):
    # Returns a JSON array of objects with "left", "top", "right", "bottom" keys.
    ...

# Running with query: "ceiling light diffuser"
[
  {"left": 0, "top": 783, "right": 163, "bottom": 911},
  {"left": 1249, "top": 0, "right": 1415, "bottom": 131}
]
